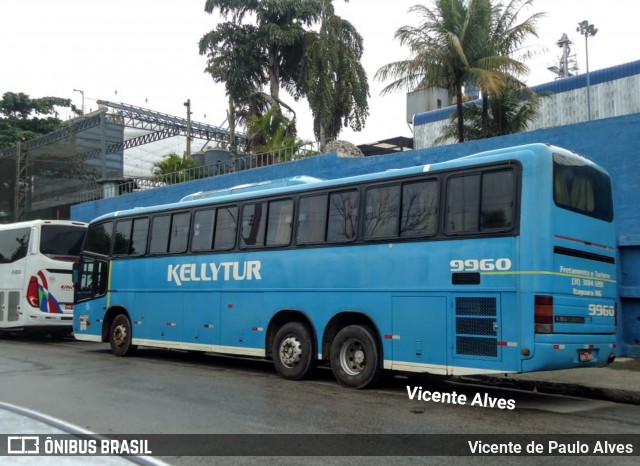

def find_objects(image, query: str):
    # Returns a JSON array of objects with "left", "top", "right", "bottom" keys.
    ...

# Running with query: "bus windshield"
[
  {"left": 553, "top": 153, "right": 613, "bottom": 222},
  {"left": 40, "top": 225, "right": 86, "bottom": 260}
]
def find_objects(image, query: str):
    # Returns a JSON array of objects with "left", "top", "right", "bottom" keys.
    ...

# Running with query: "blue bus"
[{"left": 73, "top": 143, "right": 617, "bottom": 388}]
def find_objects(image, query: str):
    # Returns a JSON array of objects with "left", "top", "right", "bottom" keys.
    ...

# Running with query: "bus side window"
[
  {"left": 113, "top": 220, "right": 132, "bottom": 256},
  {"left": 481, "top": 170, "right": 514, "bottom": 230},
  {"left": 214, "top": 206, "right": 237, "bottom": 250},
  {"left": 400, "top": 180, "right": 439, "bottom": 237},
  {"left": 364, "top": 185, "right": 400, "bottom": 239},
  {"left": 130, "top": 217, "right": 149, "bottom": 255},
  {"left": 192, "top": 209, "right": 215, "bottom": 251},
  {"left": 0, "top": 227, "right": 30, "bottom": 264},
  {"left": 149, "top": 215, "right": 170, "bottom": 254},
  {"left": 241, "top": 203, "right": 267, "bottom": 248},
  {"left": 327, "top": 190, "right": 359, "bottom": 242},
  {"left": 168, "top": 212, "right": 190, "bottom": 254},
  {"left": 84, "top": 222, "right": 114, "bottom": 256},
  {"left": 297, "top": 195, "right": 328, "bottom": 245},
  {"left": 266, "top": 199, "right": 293, "bottom": 247},
  {"left": 446, "top": 174, "right": 480, "bottom": 234}
]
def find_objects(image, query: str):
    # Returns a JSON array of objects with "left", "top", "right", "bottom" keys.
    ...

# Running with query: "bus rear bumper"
[
  {"left": 523, "top": 335, "right": 617, "bottom": 372},
  {"left": 26, "top": 312, "right": 74, "bottom": 326}
]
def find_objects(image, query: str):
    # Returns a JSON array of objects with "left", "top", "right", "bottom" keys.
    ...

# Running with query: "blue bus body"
[{"left": 73, "top": 143, "right": 617, "bottom": 387}]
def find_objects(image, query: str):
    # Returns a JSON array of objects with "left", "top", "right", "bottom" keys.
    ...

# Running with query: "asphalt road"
[{"left": 1, "top": 334, "right": 638, "bottom": 466}]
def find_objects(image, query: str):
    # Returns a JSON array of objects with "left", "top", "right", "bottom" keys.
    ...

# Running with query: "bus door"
[
  {"left": 451, "top": 295, "right": 503, "bottom": 370},
  {"left": 391, "top": 296, "right": 448, "bottom": 371},
  {"left": 74, "top": 255, "right": 109, "bottom": 319},
  {"left": 0, "top": 290, "right": 20, "bottom": 327}
]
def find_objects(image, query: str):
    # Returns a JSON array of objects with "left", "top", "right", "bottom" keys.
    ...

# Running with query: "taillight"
[
  {"left": 27, "top": 276, "right": 41, "bottom": 308},
  {"left": 535, "top": 295, "right": 553, "bottom": 333}
]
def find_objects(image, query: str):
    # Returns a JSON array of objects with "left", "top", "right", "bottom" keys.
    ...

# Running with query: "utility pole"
[
  {"left": 14, "top": 139, "right": 27, "bottom": 222},
  {"left": 184, "top": 99, "right": 192, "bottom": 159},
  {"left": 577, "top": 20, "right": 598, "bottom": 121},
  {"left": 73, "top": 89, "right": 85, "bottom": 114}
]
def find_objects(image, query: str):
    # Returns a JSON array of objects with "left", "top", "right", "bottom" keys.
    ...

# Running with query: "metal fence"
[{"left": 74, "top": 142, "right": 320, "bottom": 204}]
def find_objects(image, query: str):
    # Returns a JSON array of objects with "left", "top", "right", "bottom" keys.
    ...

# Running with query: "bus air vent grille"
[{"left": 455, "top": 297, "right": 497, "bottom": 357}]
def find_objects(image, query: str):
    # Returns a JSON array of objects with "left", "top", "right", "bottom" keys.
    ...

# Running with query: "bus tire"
[
  {"left": 272, "top": 322, "right": 315, "bottom": 380},
  {"left": 109, "top": 314, "right": 137, "bottom": 357},
  {"left": 330, "top": 325, "right": 380, "bottom": 389}
]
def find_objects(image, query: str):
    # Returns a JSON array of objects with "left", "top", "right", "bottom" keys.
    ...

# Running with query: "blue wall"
[{"left": 72, "top": 113, "right": 640, "bottom": 356}]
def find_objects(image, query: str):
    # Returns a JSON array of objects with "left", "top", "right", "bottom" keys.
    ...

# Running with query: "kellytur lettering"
[{"left": 167, "top": 261, "right": 262, "bottom": 286}]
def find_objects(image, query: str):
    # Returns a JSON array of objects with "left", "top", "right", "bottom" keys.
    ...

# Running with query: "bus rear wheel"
[
  {"left": 272, "top": 322, "right": 315, "bottom": 380},
  {"left": 109, "top": 314, "right": 137, "bottom": 357},
  {"left": 330, "top": 325, "right": 380, "bottom": 389}
]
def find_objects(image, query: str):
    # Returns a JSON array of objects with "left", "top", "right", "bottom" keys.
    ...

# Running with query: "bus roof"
[
  {"left": 89, "top": 143, "right": 587, "bottom": 223},
  {"left": 179, "top": 175, "right": 324, "bottom": 202}
]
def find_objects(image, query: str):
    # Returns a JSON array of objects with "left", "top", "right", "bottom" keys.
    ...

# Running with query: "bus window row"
[{"left": 82, "top": 166, "right": 518, "bottom": 257}]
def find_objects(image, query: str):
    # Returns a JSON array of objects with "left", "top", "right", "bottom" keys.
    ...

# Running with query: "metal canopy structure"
[
  {"left": 86, "top": 100, "right": 248, "bottom": 162},
  {"left": 0, "top": 100, "right": 244, "bottom": 222},
  {"left": 71, "top": 100, "right": 247, "bottom": 163}
]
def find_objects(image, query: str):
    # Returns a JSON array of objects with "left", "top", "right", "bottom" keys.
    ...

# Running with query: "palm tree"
[
  {"left": 375, "top": 0, "right": 528, "bottom": 142},
  {"left": 301, "top": 0, "right": 369, "bottom": 151},
  {"left": 477, "top": 0, "right": 545, "bottom": 136}
]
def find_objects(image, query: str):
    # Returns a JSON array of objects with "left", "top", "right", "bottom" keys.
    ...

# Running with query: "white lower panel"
[
  {"left": 74, "top": 334, "right": 102, "bottom": 342},
  {"left": 386, "top": 359, "right": 516, "bottom": 376},
  {"left": 131, "top": 338, "right": 265, "bottom": 358}
]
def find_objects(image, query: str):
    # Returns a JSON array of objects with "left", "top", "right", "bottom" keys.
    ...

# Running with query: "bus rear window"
[
  {"left": 553, "top": 154, "right": 613, "bottom": 222},
  {"left": 40, "top": 225, "right": 86, "bottom": 258}
]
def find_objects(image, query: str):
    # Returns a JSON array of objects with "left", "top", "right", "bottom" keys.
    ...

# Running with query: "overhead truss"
[{"left": 0, "top": 100, "right": 245, "bottom": 221}]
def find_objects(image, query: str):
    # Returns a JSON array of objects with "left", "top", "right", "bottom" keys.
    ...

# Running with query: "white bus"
[{"left": 0, "top": 220, "right": 87, "bottom": 335}]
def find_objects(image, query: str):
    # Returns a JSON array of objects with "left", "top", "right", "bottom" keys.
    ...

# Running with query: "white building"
[{"left": 413, "top": 60, "right": 640, "bottom": 149}]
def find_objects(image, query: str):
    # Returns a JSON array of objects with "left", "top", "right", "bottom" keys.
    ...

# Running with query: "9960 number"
[{"left": 450, "top": 258, "right": 512, "bottom": 272}]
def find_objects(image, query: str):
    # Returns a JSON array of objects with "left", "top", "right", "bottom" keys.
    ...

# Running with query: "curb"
[{"left": 455, "top": 375, "right": 640, "bottom": 406}]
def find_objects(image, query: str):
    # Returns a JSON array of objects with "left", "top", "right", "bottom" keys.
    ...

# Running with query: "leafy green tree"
[
  {"left": 153, "top": 153, "right": 200, "bottom": 184},
  {"left": 202, "top": 0, "right": 321, "bottom": 121},
  {"left": 375, "top": 0, "right": 529, "bottom": 143},
  {"left": 199, "top": 21, "right": 268, "bottom": 153},
  {"left": 0, "top": 92, "right": 79, "bottom": 149},
  {"left": 301, "top": 0, "right": 369, "bottom": 150}
]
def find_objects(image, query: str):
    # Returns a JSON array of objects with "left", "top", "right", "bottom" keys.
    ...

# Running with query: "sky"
[{"left": 1, "top": 0, "right": 639, "bottom": 176}]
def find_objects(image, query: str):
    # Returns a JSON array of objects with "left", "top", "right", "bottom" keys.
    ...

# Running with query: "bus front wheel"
[
  {"left": 109, "top": 314, "right": 137, "bottom": 357},
  {"left": 330, "top": 325, "right": 380, "bottom": 389},
  {"left": 272, "top": 322, "right": 315, "bottom": 380}
]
